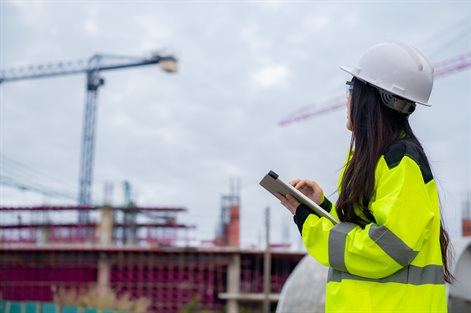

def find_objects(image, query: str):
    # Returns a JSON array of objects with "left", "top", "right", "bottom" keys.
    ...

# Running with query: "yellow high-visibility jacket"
[{"left": 294, "top": 140, "right": 447, "bottom": 312}]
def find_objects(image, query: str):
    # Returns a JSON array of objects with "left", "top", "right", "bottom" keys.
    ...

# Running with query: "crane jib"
[{"left": 0, "top": 54, "right": 177, "bottom": 83}]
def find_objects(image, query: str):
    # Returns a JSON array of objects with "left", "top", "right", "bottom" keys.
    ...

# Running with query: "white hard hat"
[{"left": 340, "top": 42, "right": 434, "bottom": 106}]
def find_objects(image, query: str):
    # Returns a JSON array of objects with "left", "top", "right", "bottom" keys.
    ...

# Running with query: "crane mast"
[
  {"left": 79, "top": 55, "right": 104, "bottom": 222},
  {"left": 0, "top": 52, "right": 178, "bottom": 223}
]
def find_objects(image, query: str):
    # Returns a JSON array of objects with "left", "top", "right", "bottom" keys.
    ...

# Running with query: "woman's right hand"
[{"left": 289, "top": 179, "right": 324, "bottom": 205}]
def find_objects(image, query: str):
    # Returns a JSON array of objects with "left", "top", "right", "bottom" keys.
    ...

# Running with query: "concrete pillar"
[
  {"left": 38, "top": 226, "right": 49, "bottom": 245},
  {"left": 99, "top": 206, "right": 113, "bottom": 245},
  {"left": 227, "top": 253, "right": 241, "bottom": 313},
  {"left": 126, "top": 214, "right": 138, "bottom": 246},
  {"left": 97, "top": 206, "right": 112, "bottom": 298},
  {"left": 97, "top": 253, "right": 111, "bottom": 296},
  {"left": 263, "top": 206, "right": 271, "bottom": 313}
]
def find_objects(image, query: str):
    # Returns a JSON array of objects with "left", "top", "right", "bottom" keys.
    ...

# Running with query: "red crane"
[{"left": 279, "top": 51, "right": 471, "bottom": 126}]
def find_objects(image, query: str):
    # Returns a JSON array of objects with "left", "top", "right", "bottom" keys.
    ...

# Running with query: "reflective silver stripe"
[
  {"left": 328, "top": 223, "right": 356, "bottom": 272},
  {"left": 327, "top": 264, "right": 444, "bottom": 285},
  {"left": 368, "top": 225, "right": 418, "bottom": 266}
]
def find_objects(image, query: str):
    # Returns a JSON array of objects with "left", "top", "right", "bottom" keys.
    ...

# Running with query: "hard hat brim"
[
  {"left": 338, "top": 65, "right": 431, "bottom": 106},
  {"left": 339, "top": 65, "right": 356, "bottom": 77}
]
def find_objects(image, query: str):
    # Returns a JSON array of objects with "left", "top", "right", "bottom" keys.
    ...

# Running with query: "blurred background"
[{"left": 0, "top": 1, "right": 470, "bottom": 312}]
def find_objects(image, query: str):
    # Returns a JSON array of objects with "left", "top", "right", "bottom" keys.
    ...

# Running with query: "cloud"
[
  {"left": 83, "top": 19, "right": 97, "bottom": 34},
  {"left": 252, "top": 64, "right": 290, "bottom": 88},
  {"left": 303, "top": 15, "right": 330, "bottom": 32}
]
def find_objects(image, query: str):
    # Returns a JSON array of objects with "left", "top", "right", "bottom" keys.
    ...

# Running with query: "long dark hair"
[{"left": 336, "top": 77, "right": 454, "bottom": 283}]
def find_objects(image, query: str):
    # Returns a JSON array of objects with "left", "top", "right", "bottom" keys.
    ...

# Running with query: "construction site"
[
  {"left": 0, "top": 48, "right": 308, "bottom": 313},
  {"left": 1, "top": 4, "right": 471, "bottom": 313},
  {"left": 0, "top": 203, "right": 304, "bottom": 313},
  {"left": 2, "top": 201, "right": 471, "bottom": 313}
]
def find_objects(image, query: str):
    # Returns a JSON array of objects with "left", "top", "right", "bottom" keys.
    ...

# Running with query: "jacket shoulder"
[{"left": 383, "top": 140, "right": 433, "bottom": 184}]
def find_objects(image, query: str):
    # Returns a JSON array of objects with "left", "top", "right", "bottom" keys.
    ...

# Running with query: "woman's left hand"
[{"left": 275, "top": 192, "right": 300, "bottom": 215}]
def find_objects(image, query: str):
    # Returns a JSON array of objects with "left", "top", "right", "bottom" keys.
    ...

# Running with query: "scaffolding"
[
  {"left": 0, "top": 246, "right": 304, "bottom": 313},
  {"left": 0, "top": 206, "right": 194, "bottom": 246},
  {"left": 0, "top": 202, "right": 303, "bottom": 312}
]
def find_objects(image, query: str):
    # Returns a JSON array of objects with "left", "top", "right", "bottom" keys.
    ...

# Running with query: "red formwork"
[
  {"left": 0, "top": 249, "right": 98, "bottom": 301},
  {"left": 0, "top": 224, "right": 194, "bottom": 246},
  {"left": 0, "top": 206, "right": 187, "bottom": 212},
  {"left": 109, "top": 250, "right": 229, "bottom": 313},
  {"left": 0, "top": 246, "right": 304, "bottom": 313},
  {"left": 239, "top": 252, "right": 301, "bottom": 294}
]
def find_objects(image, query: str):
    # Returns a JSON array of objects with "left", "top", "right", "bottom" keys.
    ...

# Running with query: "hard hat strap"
[
  {"left": 378, "top": 88, "right": 416, "bottom": 115},
  {"left": 355, "top": 77, "right": 417, "bottom": 114}
]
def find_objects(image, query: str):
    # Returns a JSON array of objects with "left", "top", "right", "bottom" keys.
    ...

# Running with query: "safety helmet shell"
[{"left": 340, "top": 42, "right": 434, "bottom": 105}]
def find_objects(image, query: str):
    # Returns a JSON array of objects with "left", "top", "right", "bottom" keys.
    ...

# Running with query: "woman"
[{"left": 277, "top": 42, "right": 452, "bottom": 312}]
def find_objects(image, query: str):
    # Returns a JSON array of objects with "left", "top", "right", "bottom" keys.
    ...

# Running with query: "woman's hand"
[
  {"left": 275, "top": 193, "right": 300, "bottom": 215},
  {"left": 276, "top": 178, "right": 324, "bottom": 215},
  {"left": 289, "top": 179, "right": 324, "bottom": 204}
]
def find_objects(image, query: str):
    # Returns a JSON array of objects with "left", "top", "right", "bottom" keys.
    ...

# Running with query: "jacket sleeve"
[
  {"left": 293, "top": 196, "right": 334, "bottom": 234},
  {"left": 294, "top": 155, "right": 435, "bottom": 279}
]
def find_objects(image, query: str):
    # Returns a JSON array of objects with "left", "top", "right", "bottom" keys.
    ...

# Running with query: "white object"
[
  {"left": 276, "top": 255, "right": 328, "bottom": 313},
  {"left": 340, "top": 42, "right": 434, "bottom": 106},
  {"left": 259, "top": 171, "right": 339, "bottom": 225},
  {"left": 448, "top": 237, "right": 471, "bottom": 312}
]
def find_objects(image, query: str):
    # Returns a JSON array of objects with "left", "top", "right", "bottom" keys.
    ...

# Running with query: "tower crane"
[
  {"left": 279, "top": 51, "right": 471, "bottom": 126},
  {"left": 0, "top": 52, "right": 178, "bottom": 224}
]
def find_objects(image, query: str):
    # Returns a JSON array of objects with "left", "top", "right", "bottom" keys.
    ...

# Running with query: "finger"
[
  {"left": 274, "top": 192, "right": 285, "bottom": 201},
  {"left": 300, "top": 184, "right": 314, "bottom": 194},
  {"left": 294, "top": 180, "right": 305, "bottom": 190},
  {"left": 286, "top": 194, "right": 300, "bottom": 206},
  {"left": 289, "top": 179, "right": 300, "bottom": 187},
  {"left": 303, "top": 180, "right": 316, "bottom": 189},
  {"left": 295, "top": 180, "right": 314, "bottom": 193},
  {"left": 281, "top": 199, "right": 291, "bottom": 210},
  {"left": 276, "top": 193, "right": 291, "bottom": 208},
  {"left": 285, "top": 198, "right": 299, "bottom": 214}
]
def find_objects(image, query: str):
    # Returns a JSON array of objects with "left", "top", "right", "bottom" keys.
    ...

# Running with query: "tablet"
[{"left": 259, "top": 170, "right": 339, "bottom": 225}]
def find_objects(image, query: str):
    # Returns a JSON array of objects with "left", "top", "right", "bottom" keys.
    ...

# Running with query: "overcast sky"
[{"left": 1, "top": 0, "right": 470, "bottom": 248}]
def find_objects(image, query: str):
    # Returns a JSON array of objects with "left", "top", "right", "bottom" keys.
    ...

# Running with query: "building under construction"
[
  {"left": 0, "top": 50, "right": 303, "bottom": 313},
  {"left": 0, "top": 198, "right": 304, "bottom": 313}
]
